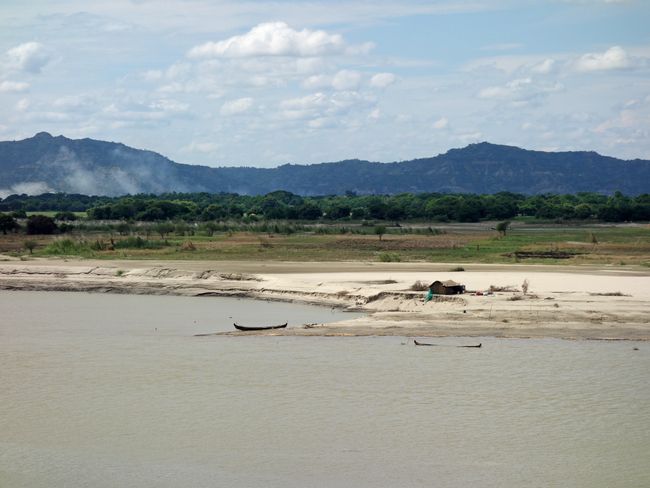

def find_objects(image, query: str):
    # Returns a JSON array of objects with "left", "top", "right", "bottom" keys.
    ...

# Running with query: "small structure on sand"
[{"left": 430, "top": 280, "right": 465, "bottom": 295}]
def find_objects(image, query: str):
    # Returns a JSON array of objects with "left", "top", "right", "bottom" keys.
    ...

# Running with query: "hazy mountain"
[{"left": 1, "top": 132, "right": 649, "bottom": 197}]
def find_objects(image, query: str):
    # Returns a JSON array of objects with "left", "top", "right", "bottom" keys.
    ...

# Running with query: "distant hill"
[{"left": 1, "top": 132, "right": 649, "bottom": 197}]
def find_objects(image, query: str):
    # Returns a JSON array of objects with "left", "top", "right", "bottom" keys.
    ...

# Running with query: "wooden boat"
[
  {"left": 414, "top": 339, "right": 481, "bottom": 348},
  {"left": 233, "top": 322, "right": 288, "bottom": 331}
]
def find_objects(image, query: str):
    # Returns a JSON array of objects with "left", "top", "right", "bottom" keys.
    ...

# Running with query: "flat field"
[{"left": 1, "top": 221, "right": 649, "bottom": 266}]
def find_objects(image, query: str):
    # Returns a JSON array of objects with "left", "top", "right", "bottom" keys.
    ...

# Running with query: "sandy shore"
[{"left": 1, "top": 257, "right": 649, "bottom": 340}]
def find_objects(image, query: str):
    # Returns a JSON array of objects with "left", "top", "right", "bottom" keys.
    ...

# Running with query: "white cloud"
[
  {"left": 456, "top": 132, "right": 483, "bottom": 144},
  {"left": 16, "top": 98, "right": 30, "bottom": 111},
  {"left": 308, "top": 117, "right": 335, "bottom": 129},
  {"left": 479, "top": 78, "right": 531, "bottom": 99},
  {"left": 188, "top": 22, "right": 351, "bottom": 59},
  {"left": 433, "top": 117, "right": 449, "bottom": 129},
  {"left": 332, "top": 70, "right": 361, "bottom": 90},
  {"left": 183, "top": 141, "right": 220, "bottom": 154},
  {"left": 370, "top": 72, "right": 396, "bottom": 88},
  {"left": 278, "top": 90, "right": 374, "bottom": 123},
  {"left": 220, "top": 97, "right": 254, "bottom": 116},
  {"left": 302, "top": 74, "right": 329, "bottom": 89},
  {"left": 575, "top": 46, "right": 629, "bottom": 72},
  {"left": 478, "top": 77, "right": 563, "bottom": 103},
  {"left": 142, "top": 70, "right": 163, "bottom": 82},
  {"left": 0, "top": 80, "right": 29, "bottom": 92},
  {"left": 280, "top": 92, "right": 328, "bottom": 119},
  {"left": 302, "top": 70, "right": 362, "bottom": 90},
  {"left": 150, "top": 99, "right": 189, "bottom": 114},
  {"left": 531, "top": 58, "right": 556, "bottom": 74},
  {"left": 6, "top": 42, "right": 51, "bottom": 73}
]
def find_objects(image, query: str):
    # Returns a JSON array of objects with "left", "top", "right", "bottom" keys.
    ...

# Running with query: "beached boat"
[
  {"left": 414, "top": 339, "right": 481, "bottom": 348},
  {"left": 233, "top": 322, "right": 288, "bottom": 331}
]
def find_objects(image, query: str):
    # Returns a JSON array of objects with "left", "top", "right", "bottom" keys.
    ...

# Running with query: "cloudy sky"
[{"left": 1, "top": 0, "right": 649, "bottom": 167}]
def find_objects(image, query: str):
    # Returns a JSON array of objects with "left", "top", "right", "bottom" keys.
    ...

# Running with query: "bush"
[
  {"left": 410, "top": 280, "right": 429, "bottom": 291},
  {"left": 496, "top": 221, "right": 511, "bottom": 236},
  {"left": 113, "top": 236, "right": 166, "bottom": 249},
  {"left": 24, "top": 240, "right": 37, "bottom": 254},
  {"left": 26, "top": 215, "right": 58, "bottom": 235},
  {"left": 58, "top": 223, "right": 74, "bottom": 233},
  {"left": 54, "top": 211, "right": 77, "bottom": 221},
  {"left": 379, "top": 252, "right": 401, "bottom": 262},
  {"left": 0, "top": 213, "right": 19, "bottom": 234}
]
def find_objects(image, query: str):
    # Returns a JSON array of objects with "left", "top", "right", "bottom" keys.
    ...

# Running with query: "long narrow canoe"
[
  {"left": 414, "top": 339, "right": 481, "bottom": 348},
  {"left": 233, "top": 322, "right": 288, "bottom": 332}
]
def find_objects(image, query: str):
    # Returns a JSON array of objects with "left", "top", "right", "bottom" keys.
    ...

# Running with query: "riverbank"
[{"left": 1, "top": 258, "right": 648, "bottom": 340}]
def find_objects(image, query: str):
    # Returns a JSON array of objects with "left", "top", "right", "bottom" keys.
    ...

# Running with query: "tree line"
[{"left": 1, "top": 190, "right": 649, "bottom": 224}]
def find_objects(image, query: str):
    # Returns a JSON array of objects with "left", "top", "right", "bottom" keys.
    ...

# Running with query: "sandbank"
[{"left": 1, "top": 258, "right": 648, "bottom": 340}]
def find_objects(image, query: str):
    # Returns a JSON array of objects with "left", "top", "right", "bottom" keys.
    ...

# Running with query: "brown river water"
[{"left": 1, "top": 291, "right": 649, "bottom": 487}]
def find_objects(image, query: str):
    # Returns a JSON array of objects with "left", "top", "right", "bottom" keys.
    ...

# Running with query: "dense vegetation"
[{"left": 1, "top": 191, "right": 649, "bottom": 223}]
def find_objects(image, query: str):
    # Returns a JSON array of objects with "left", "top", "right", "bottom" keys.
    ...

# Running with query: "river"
[{"left": 1, "top": 291, "right": 649, "bottom": 487}]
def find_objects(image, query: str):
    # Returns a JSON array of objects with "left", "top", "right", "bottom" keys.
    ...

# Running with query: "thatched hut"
[{"left": 430, "top": 280, "right": 465, "bottom": 295}]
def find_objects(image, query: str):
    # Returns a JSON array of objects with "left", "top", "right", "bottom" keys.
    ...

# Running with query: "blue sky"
[{"left": 1, "top": 0, "right": 649, "bottom": 167}]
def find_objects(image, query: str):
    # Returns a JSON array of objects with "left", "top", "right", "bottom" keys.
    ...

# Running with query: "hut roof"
[
  {"left": 442, "top": 280, "right": 461, "bottom": 287},
  {"left": 430, "top": 280, "right": 461, "bottom": 287}
]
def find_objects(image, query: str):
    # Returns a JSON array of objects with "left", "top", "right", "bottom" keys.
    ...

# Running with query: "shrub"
[
  {"left": 113, "top": 236, "right": 166, "bottom": 249},
  {"left": 379, "top": 252, "right": 401, "bottom": 262},
  {"left": 54, "top": 211, "right": 77, "bottom": 221},
  {"left": 410, "top": 280, "right": 429, "bottom": 291},
  {"left": 496, "top": 221, "right": 511, "bottom": 236},
  {"left": 26, "top": 215, "right": 58, "bottom": 235},
  {"left": 24, "top": 240, "right": 37, "bottom": 254},
  {"left": 489, "top": 285, "right": 518, "bottom": 292},
  {"left": 0, "top": 213, "right": 20, "bottom": 234}
]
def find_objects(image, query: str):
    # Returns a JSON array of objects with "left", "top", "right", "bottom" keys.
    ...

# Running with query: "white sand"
[{"left": 1, "top": 258, "right": 648, "bottom": 340}]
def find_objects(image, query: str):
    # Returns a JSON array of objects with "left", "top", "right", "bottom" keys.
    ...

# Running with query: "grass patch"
[
  {"left": 379, "top": 252, "right": 401, "bottom": 262},
  {"left": 113, "top": 237, "right": 167, "bottom": 249},
  {"left": 43, "top": 238, "right": 94, "bottom": 256},
  {"left": 4, "top": 223, "right": 645, "bottom": 265}
]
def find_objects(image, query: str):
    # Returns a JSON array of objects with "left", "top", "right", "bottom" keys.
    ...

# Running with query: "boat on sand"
[
  {"left": 233, "top": 322, "right": 288, "bottom": 331},
  {"left": 414, "top": 339, "right": 481, "bottom": 348}
]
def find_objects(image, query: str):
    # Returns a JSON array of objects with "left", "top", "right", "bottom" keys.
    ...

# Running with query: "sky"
[{"left": 1, "top": 0, "right": 649, "bottom": 167}]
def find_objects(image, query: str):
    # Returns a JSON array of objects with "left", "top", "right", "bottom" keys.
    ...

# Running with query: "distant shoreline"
[{"left": 1, "top": 258, "right": 649, "bottom": 341}]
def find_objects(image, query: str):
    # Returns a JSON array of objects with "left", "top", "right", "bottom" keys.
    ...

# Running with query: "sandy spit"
[{"left": 1, "top": 258, "right": 649, "bottom": 341}]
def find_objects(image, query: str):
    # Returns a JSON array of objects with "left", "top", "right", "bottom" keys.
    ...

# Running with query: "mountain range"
[{"left": 1, "top": 132, "right": 648, "bottom": 197}]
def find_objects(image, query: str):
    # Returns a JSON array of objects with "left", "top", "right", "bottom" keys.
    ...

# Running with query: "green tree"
[
  {"left": 0, "top": 213, "right": 19, "bottom": 235},
  {"left": 154, "top": 222, "right": 174, "bottom": 239},
  {"left": 116, "top": 222, "right": 131, "bottom": 235},
  {"left": 24, "top": 240, "right": 37, "bottom": 254},
  {"left": 374, "top": 225, "right": 386, "bottom": 241},
  {"left": 496, "top": 221, "right": 511, "bottom": 236},
  {"left": 54, "top": 211, "right": 77, "bottom": 221},
  {"left": 26, "top": 215, "right": 58, "bottom": 235}
]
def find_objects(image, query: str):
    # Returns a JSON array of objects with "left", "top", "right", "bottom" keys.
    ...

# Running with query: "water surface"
[{"left": 1, "top": 291, "right": 649, "bottom": 487}]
